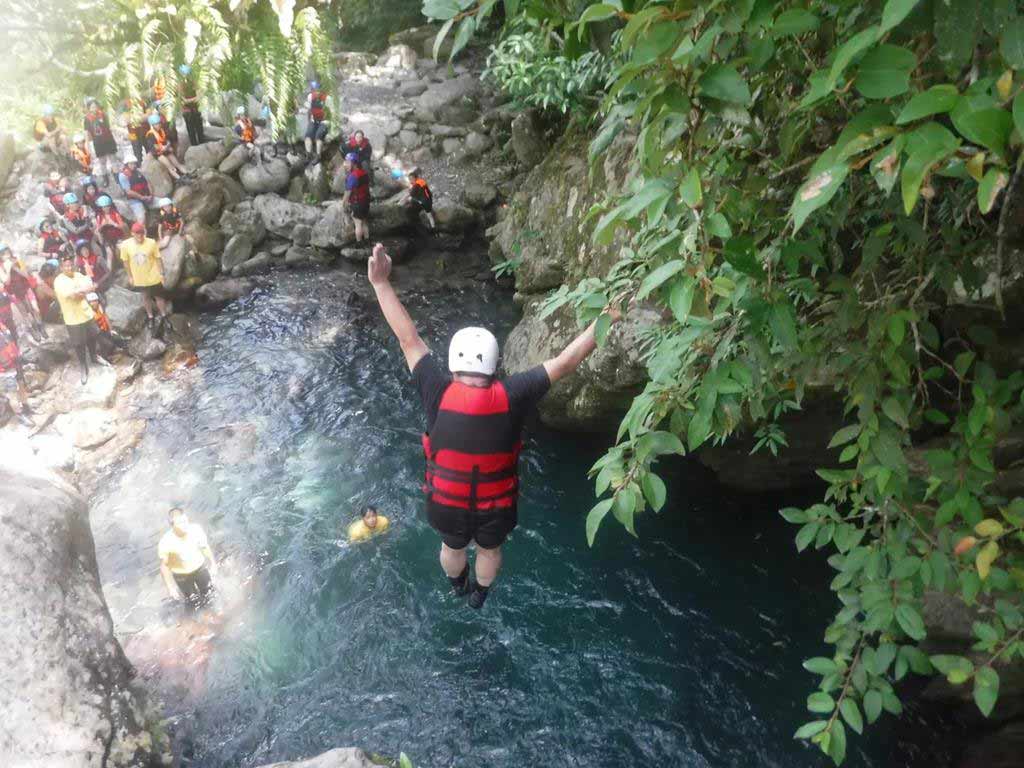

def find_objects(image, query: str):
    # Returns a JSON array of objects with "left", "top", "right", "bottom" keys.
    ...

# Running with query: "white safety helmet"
[
  {"left": 235, "top": 105, "right": 247, "bottom": 116},
  {"left": 73, "top": 132, "right": 85, "bottom": 143},
  {"left": 124, "top": 150, "right": 138, "bottom": 164},
  {"left": 448, "top": 327, "right": 499, "bottom": 377}
]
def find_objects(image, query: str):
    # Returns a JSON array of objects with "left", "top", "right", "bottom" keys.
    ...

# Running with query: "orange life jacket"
[
  {"left": 153, "top": 78, "right": 167, "bottom": 102},
  {"left": 71, "top": 144, "right": 92, "bottom": 172},
  {"left": 235, "top": 117, "right": 255, "bottom": 143},
  {"left": 147, "top": 126, "right": 169, "bottom": 153},
  {"left": 412, "top": 178, "right": 432, "bottom": 202}
]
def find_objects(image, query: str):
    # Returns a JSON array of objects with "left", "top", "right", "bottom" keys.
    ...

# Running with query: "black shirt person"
[{"left": 367, "top": 242, "right": 620, "bottom": 608}]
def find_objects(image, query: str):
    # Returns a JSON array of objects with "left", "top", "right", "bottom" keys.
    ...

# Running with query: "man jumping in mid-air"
[{"left": 368, "top": 243, "right": 619, "bottom": 609}]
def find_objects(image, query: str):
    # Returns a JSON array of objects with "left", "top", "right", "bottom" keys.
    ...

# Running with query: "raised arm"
[
  {"left": 367, "top": 243, "right": 428, "bottom": 372},
  {"left": 543, "top": 309, "right": 621, "bottom": 384}
]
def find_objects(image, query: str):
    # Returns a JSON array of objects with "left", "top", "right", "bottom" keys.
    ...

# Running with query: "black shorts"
[
  {"left": 349, "top": 201, "right": 370, "bottom": 221},
  {"left": 305, "top": 120, "right": 329, "bottom": 141},
  {"left": 130, "top": 283, "right": 168, "bottom": 299},
  {"left": 427, "top": 500, "right": 518, "bottom": 550},
  {"left": 411, "top": 196, "right": 433, "bottom": 214},
  {"left": 65, "top": 320, "right": 97, "bottom": 347},
  {"left": 174, "top": 565, "right": 214, "bottom": 608}
]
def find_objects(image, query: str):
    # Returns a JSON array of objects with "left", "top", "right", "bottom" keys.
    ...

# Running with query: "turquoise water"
[{"left": 92, "top": 267, "right": 960, "bottom": 768}]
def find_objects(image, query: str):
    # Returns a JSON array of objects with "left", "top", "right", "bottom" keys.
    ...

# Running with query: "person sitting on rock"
[
  {"left": 232, "top": 106, "right": 263, "bottom": 167},
  {"left": 0, "top": 245, "right": 46, "bottom": 341},
  {"left": 348, "top": 505, "right": 391, "bottom": 543},
  {"left": 44, "top": 172, "right": 71, "bottom": 216},
  {"left": 38, "top": 215, "right": 67, "bottom": 259},
  {"left": 74, "top": 239, "right": 112, "bottom": 294},
  {"left": 123, "top": 97, "right": 148, "bottom": 163},
  {"left": 34, "top": 260, "right": 61, "bottom": 324},
  {"left": 342, "top": 153, "right": 371, "bottom": 244},
  {"left": 53, "top": 254, "right": 108, "bottom": 383},
  {"left": 86, "top": 291, "right": 129, "bottom": 354},
  {"left": 156, "top": 197, "right": 182, "bottom": 247},
  {"left": 0, "top": 307, "right": 35, "bottom": 428},
  {"left": 80, "top": 175, "right": 104, "bottom": 212},
  {"left": 34, "top": 105, "right": 68, "bottom": 158},
  {"left": 60, "top": 193, "right": 98, "bottom": 252},
  {"left": 303, "top": 80, "right": 330, "bottom": 164},
  {"left": 70, "top": 133, "right": 93, "bottom": 176},
  {"left": 346, "top": 130, "right": 373, "bottom": 183},
  {"left": 95, "top": 195, "right": 127, "bottom": 264},
  {"left": 178, "top": 65, "right": 205, "bottom": 147},
  {"left": 118, "top": 151, "right": 155, "bottom": 224},
  {"left": 145, "top": 113, "right": 188, "bottom": 182},
  {"left": 159, "top": 508, "right": 218, "bottom": 609},
  {"left": 119, "top": 222, "right": 169, "bottom": 335},
  {"left": 366, "top": 242, "right": 622, "bottom": 609},
  {"left": 83, "top": 98, "right": 118, "bottom": 186},
  {"left": 401, "top": 168, "right": 436, "bottom": 231}
]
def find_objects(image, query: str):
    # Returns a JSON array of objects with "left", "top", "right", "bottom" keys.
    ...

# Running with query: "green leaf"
[
  {"left": 590, "top": 113, "right": 626, "bottom": 163},
  {"left": 840, "top": 698, "right": 864, "bottom": 735},
  {"left": 974, "top": 666, "right": 1000, "bottom": 717},
  {"left": 901, "top": 122, "right": 960, "bottom": 214},
  {"left": 888, "top": 314, "right": 906, "bottom": 346},
  {"left": 807, "top": 692, "right": 835, "bottom": 714},
  {"left": 882, "top": 397, "right": 909, "bottom": 428},
  {"left": 1002, "top": 18, "right": 1024, "bottom": 69},
  {"left": 669, "top": 277, "right": 695, "bottom": 323},
  {"left": 687, "top": 407, "right": 712, "bottom": 452},
  {"left": 679, "top": 168, "right": 702, "bottom": 208},
  {"left": 855, "top": 45, "right": 917, "bottom": 100},
  {"left": 723, "top": 236, "right": 764, "bottom": 277},
  {"left": 978, "top": 168, "right": 1009, "bottom": 215},
  {"left": 706, "top": 212, "right": 732, "bottom": 239},
  {"left": 828, "top": 425, "right": 861, "bottom": 449},
  {"left": 586, "top": 499, "right": 614, "bottom": 546},
  {"left": 423, "top": 0, "right": 460, "bottom": 20},
  {"left": 449, "top": 15, "right": 476, "bottom": 60},
  {"left": 612, "top": 488, "right": 638, "bottom": 536},
  {"left": 633, "top": 20, "right": 681, "bottom": 66},
  {"left": 803, "top": 657, "right": 838, "bottom": 675},
  {"left": 637, "top": 260, "right": 685, "bottom": 299},
  {"left": 828, "top": 720, "right": 847, "bottom": 765},
  {"left": 399, "top": 754, "right": 414, "bottom": 768},
  {"left": 698, "top": 65, "right": 752, "bottom": 105},
  {"left": 769, "top": 301, "right": 799, "bottom": 351},
  {"left": 935, "top": 0, "right": 980, "bottom": 74},
  {"left": 896, "top": 603, "right": 927, "bottom": 640},
  {"left": 641, "top": 472, "right": 667, "bottom": 512},
  {"left": 771, "top": 9, "right": 819, "bottom": 38},
  {"left": 791, "top": 163, "right": 851, "bottom": 232},
  {"left": 829, "top": 26, "right": 882, "bottom": 86},
  {"left": 432, "top": 17, "right": 456, "bottom": 60},
  {"left": 594, "top": 312, "right": 612, "bottom": 347},
  {"left": 977, "top": 541, "right": 1000, "bottom": 581},
  {"left": 637, "top": 430, "right": 685, "bottom": 460},
  {"left": 576, "top": 3, "right": 619, "bottom": 40},
  {"left": 881, "top": 0, "right": 921, "bottom": 34},
  {"left": 976, "top": 519, "right": 1005, "bottom": 537},
  {"left": 896, "top": 85, "right": 960, "bottom": 125},
  {"left": 793, "top": 720, "right": 828, "bottom": 740},
  {"left": 795, "top": 522, "right": 818, "bottom": 552},
  {"left": 953, "top": 108, "right": 1014, "bottom": 155},
  {"left": 864, "top": 690, "right": 883, "bottom": 723}
]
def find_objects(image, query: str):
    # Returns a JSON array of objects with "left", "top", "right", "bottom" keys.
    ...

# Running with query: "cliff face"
[{"left": 0, "top": 461, "right": 167, "bottom": 768}]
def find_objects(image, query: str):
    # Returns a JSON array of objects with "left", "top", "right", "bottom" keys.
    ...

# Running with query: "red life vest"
[
  {"left": 160, "top": 206, "right": 182, "bottom": 233},
  {"left": 97, "top": 211, "right": 126, "bottom": 242},
  {"left": 310, "top": 90, "right": 327, "bottom": 121},
  {"left": 348, "top": 167, "right": 370, "bottom": 206},
  {"left": 94, "top": 307, "right": 111, "bottom": 333},
  {"left": 46, "top": 184, "right": 67, "bottom": 213},
  {"left": 65, "top": 209, "right": 95, "bottom": 242},
  {"left": 40, "top": 228, "right": 64, "bottom": 254},
  {"left": 421, "top": 381, "right": 521, "bottom": 511},
  {"left": 0, "top": 316, "right": 19, "bottom": 373},
  {"left": 235, "top": 117, "right": 255, "bottom": 143},
  {"left": 122, "top": 166, "right": 150, "bottom": 196},
  {"left": 411, "top": 178, "right": 432, "bottom": 202}
]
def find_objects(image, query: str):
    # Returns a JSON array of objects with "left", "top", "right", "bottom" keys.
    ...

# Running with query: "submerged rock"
[
  {"left": 233, "top": 252, "right": 272, "bottom": 276},
  {"left": 221, "top": 233, "right": 255, "bottom": 273},
  {"left": 252, "top": 747, "right": 379, "bottom": 768},
  {"left": 0, "top": 463, "right": 165, "bottom": 767},
  {"left": 195, "top": 277, "right": 256, "bottom": 308}
]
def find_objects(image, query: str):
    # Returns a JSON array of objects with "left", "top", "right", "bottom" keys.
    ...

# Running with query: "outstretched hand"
[{"left": 367, "top": 243, "right": 392, "bottom": 286}]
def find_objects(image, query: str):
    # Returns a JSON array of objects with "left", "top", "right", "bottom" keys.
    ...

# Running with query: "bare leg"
[
  {"left": 304, "top": 137, "right": 313, "bottom": 155},
  {"left": 157, "top": 155, "right": 181, "bottom": 180},
  {"left": 141, "top": 291, "right": 154, "bottom": 319},
  {"left": 439, "top": 543, "right": 467, "bottom": 578},
  {"left": 155, "top": 295, "right": 171, "bottom": 317},
  {"left": 474, "top": 546, "right": 502, "bottom": 587}
]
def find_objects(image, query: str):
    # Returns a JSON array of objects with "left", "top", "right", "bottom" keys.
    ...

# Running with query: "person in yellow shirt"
[
  {"left": 348, "top": 505, "right": 390, "bottom": 543},
  {"left": 120, "top": 221, "right": 170, "bottom": 333},
  {"left": 159, "top": 508, "right": 218, "bottom": 608},
  {"left": 53, "top": 254, "right": 109, "bottom": 383}
]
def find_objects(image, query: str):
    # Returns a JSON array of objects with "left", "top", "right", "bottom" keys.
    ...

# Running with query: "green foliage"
[
  {"left": 491, "top": 257, "right": 522, "bottom": 279},
  {"left": 426, "top": 0, "right": 1024, "bottom": 762}
]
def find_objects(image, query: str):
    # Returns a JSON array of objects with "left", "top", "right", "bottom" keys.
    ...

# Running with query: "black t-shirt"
[{"left": 413, "top": 354, "right": 551, "bottom": 434}]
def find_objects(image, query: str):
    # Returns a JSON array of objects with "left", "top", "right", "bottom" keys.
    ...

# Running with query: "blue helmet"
[
  {"left": 42, "top": 104, "right": 54, "bottom": 116},
  {"left": 63, "top": 192, "right": 79, "bottom": 205},
  {"left": 148, "top": 113, "right": 161, "bottom": 126},
  {"left": 81, "top": 175, "right": 95, "bottom": 188},
  {"left": 97, "top": 195, "right": 112, "bottom": 207},
  {"left": 345, "top": 152, "right": 359, "bottom": 163},
  {"left": 178, "top": 64, "right": 192, "bottom": 76},
  {"left": 74, "top": 238, "right": 91, "bottom": 253},
  {"left": 390, "top": 168, "right": 404, "bottom": 180},
  {"left": 310, "top": 80, "right": 320, "bottom": 91},
  {"left": 0, "top": 244, "right": 10, "bottom": 254}
]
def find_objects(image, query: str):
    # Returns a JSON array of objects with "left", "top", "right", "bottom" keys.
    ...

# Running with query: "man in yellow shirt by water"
[
  {"left": 348, "top": 505, "right": 390, "bottom": 543},
  {"left": 120, "top": 222, "right": 170, "bottom": 334},
  {"left": 54, "top": 254, "right": 109, "bottom": 383},
  {"left": 159, "top": 508, "right": 219, "bottom": 608}
]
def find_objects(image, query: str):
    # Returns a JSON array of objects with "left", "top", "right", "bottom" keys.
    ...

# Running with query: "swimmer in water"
[
  {"left": 348, "top": 505, "right": 390, "bottom": 543},
  {"left": 159, "top": 508, "right": 219, "bottom": 609}
]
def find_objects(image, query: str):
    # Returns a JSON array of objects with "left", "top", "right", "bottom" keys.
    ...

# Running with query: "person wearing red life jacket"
[
  {"left": 156, "top": 197, "right": 183, "bottom": 247},
  {"left": 74, "top": 239, "right": 112, "bottom": 294},
  {"left": 367, "top": 242, "right": 621, "bottom": 608},
  {"left": 342, "top": 153, "right": 371, "bottom": 243},
  {"left": 95, "top": 196, "right": 127, "bottom": 263},
  {"left": 38, "top": 216, "right": 67, "bottom": 258},
  {"left": 118, "top": 151, "right": 155, "bottom": 223},
  {"left": 44, "top": 172, "right": 71, "bottom": 216},
  {"left": 80, "top": 175, "right": 103, "bottom": 212},
  {"left": 346, "top": 130, "right": 373, "bottom": 183},
  {"left": 83, "top": 98, "right": 118, "bottom": 186},
  {"left": 303, "top": 80, "right": 330, "bottom": 163},
  {"left": 0, "top": 306, "right": 35, "bottom": 428},
  {"left": 401, "top": 168, "right": 436, "bottom": 230},
  {"left": 61, "top": 193, "right": 98, "bottom": 252},
  {"left": 178, "top": 64, "right": 205, "bottom": 146},
  {"left": 0, "top": 245, "right": 46, "bottom": 342}
]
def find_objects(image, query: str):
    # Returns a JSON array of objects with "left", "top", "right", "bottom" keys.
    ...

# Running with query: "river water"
[{"left": 91, "top": 266, "right": 959, "bottom": 768}]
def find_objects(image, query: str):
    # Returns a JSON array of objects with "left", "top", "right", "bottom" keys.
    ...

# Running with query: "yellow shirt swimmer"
[{"left": 348, "top": 506, "right": 390, "bottom": 542}]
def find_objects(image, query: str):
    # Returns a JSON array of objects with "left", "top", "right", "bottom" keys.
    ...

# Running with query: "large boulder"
[
  {"left": 141, "top": 154, "right": 174, "bottom": 198},
  {"left": 253, "top": 194, "right": 320, "bottom": 239},
  {"left": 253, "top": 747, "right": 378, "bottom": 768},
  {"left": 174, "top": 169, "right": 244, "bottom": 226},
  {"left": 304, "top": 161, "right": 331, "bottom": 202},
  {"left": 378, "top": 44, "right": 418, "bottom": 70},
  {"left": 239, "top": 158, "right": 291, "bottom": 194},
  {"left": 183, "top": 250, "right": 220, "bottom": 285},
  {"left": 220, "top": 200, "right": 267, "bottom": 244},
  {"left": 464, "top": 181, "right": 498, "bottom": 209},
  {"left": 433, "top": 198, "right": 478, "bottom": 233},
  {"left": 185, "top": 220, "right": 224, "bottom": 255},
  {"left": 160, "top": 233, "right": 188, "bottom": 289},
  {"left": 0, "top": 462, "right": 166, "bottom": 767},
  {"left": 511, "top": 110, "right": 547, "bottom": 169},
  {"left": 232, "top": 252, "right": 272, "bottom": 277},
  {"left": 128, "top": 325, "right": 167, "bottom": 360},
  {"left": 284, "top": 245, "right": 314, "bottom": 267},
  {"left": 417, "top": 75, "right": 481, "bottom": 116},
  {"left": 184, "top": 140, "right": 231, "bottom": 171},
  {"left": 0, "top": 132, "right": 15, "bottom": 190},
  {"left": 389, "top": 23, "right": 452, "bottom": 61},
  {"left": 309, "top": 199, "right": 415, "bottom": 250},
  {"left": 221, "top": 233, "right": 254, "bottom": 273},
  {"left": 103, "top": 284, "right": 147, "bottom": 335},
  {"left": 195, "top": 277, "right": 255, "bottom": 308},
  {"left": 218, "top": 143, "right": 251, "bottom": 175},
  {"left": 463, "top": 131, "right": 494, "bottom": 156},
  {"left": 345, "top": 112, "right": 401, "bottom": 159}
]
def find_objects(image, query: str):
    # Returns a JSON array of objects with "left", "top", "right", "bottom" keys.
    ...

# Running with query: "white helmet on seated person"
[{"left": 448, "top": 327, "right": 499, "bottom": 377}]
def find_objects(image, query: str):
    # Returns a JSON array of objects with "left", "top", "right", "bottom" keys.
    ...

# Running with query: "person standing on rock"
[
  {"left": 120, "top": 222, "right": 170, "bottom": 335},
  {"left": 159, "top": 508, "right": 219, "bottom": 609},
  {"left": 367, "top": 242, "right": 620, "bottom": 609},
  {"left": 0, "top": 307, "right": 35, "bottom": 428},
  {"left": 401, "top": 169, "right": 436, "bottom": 231},
  {"left": 342, "top": 153, "right": 371, "bottom": 243},
  {"left": 303, "top": 80, "right": 330, "bottom": 164},
  {"left": 118, "top": 151, "right": 155, "bottom": 224},
  {"left": 83, "top": 98, "right": 118, "bottom": 186},
  {"left": 54, "top": 254, "right": 109, "bottom": 383},
  {"left": 1, "top": 246, "right": 46, "bottom": 341},
  {"left": 232, "top": 106, "right": 263, "bottom": 167},
  {"left": 145, "top": 113, "right": 187, "bottom": 183},
  {"left": 178, "top": 65, "right": 205, "bottom": 147}
]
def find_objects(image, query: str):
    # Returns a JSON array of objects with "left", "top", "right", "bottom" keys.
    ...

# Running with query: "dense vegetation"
[
  {"left": 425, "top": 0, "right": 1024, "bottom": 763},
  {"left": 0, "top": 0, "right": 335, "bottom": 141}
]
